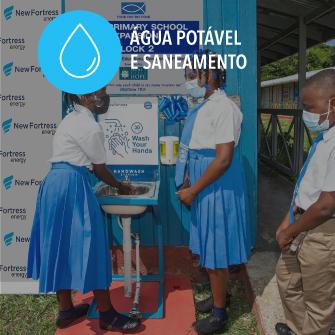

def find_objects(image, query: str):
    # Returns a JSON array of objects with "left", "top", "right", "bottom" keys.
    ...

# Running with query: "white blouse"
[
  {"left": 189, "top": 90, "right": 243, "bottom": 149},
  {"left": 49, "top": 104, "right": 106, "bottom": 167}
]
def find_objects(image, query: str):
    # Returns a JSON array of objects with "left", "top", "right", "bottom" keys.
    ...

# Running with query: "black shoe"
[
  {"left": 99, "top": 311, "right": 141, "bottom": 333},
  {"left": 196, "top": 296, "right": 214, "bottom": 313},
  {"left": 275, "top": 323, "right": 292, "bottom": 335},
  {"left": 195, "top": 294, "right": 231, "bottom": 314},
  {"left": 193, "top": 314, "right": 227, "bottom": 335},
  {"left": 56, "top": 304, "right": 89, "bottom": 329}
]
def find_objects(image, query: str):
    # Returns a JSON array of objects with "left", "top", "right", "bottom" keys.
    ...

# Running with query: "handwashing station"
[{"left": 89, "top": 97, "right": 162, "bottom": 319}]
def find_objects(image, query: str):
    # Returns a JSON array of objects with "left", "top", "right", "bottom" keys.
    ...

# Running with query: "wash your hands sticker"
[
  {"left": 98, "top": 97, "right": 159, "bottom": 166},
  {"left": 38, "top": 10, "right": 122, "bottom": 94}
]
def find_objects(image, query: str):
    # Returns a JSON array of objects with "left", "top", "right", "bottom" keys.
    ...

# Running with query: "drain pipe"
[
  {"left": 129, "top": 233, "right": 141, "bottom": 319},
  {"left": 122, "top": 216, "right": 132, "bottom": 298}
]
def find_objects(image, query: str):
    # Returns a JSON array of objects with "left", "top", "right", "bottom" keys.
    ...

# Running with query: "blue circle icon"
[{"left": 38, "top": 10, "right": 122, "bottom": 94}]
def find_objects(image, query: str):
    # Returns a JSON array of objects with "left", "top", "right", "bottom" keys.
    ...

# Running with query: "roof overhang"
[{"left": 258, "top": 0, "right": 335, "bottom": 66}]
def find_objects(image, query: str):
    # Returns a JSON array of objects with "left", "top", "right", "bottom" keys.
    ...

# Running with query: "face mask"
[
  {"left": 303, "top": 100, "right": 333, "bottom": 132},
  {"left": 185, "top": 79, "right": 206, "bottom": 98},
  {"left": 93, "top": 94, "right": 110, "bottom": 115}
]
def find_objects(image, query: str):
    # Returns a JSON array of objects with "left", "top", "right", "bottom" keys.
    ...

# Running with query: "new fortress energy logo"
[
  {"left": 3, "top": 5, "right": 59, "bottom": 21},
  {"left": 1, "top": 118, "right": 57, "bottom": 136},
  {"left": 3, "top": 5, "right": 14, "bottom": 20},
  {"left": 3, "top": 62, "right": 13, "bottom": 76},
  {"left": 2, "top": 175, "right": 42, "bottom": 190},
  {"left": 1, "top": 37, "right": 26, "bottom": 52},
  {"left": 3, "top": 232, "right": 30, "bottom": 247},
  {"left": 2, "top": 62, "right": 40, "bottom": 76}
]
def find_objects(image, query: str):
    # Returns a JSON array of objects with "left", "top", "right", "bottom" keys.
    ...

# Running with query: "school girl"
[
  {"left": 176, "top": 53, "right": 251, "bottom": 335},
  {"left": 27, "top": 87, "right": 141, "bottom": 332}
]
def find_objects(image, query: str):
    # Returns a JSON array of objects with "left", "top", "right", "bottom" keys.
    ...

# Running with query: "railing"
[{"left": 258, "top": 109, "right": 313, "bottom": 177}]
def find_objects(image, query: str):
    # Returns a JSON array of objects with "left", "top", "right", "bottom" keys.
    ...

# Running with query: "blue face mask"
[
  {"left": 185, "top": 79, "right": 206, "bottom": 98},
  {"left": 303, "top": 100, "right": 333, "bottom": 132}
]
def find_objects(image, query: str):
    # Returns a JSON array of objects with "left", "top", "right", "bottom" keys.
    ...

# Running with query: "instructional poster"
[
  {"left": 98, "top": 97, "right": 159, "bottom": 166},
  {"left": 64, "top": 0, "right": 203, "bottom": 95}
]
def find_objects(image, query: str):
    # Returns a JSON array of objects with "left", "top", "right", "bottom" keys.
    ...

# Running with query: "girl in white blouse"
[
  {"left": 27, "top": 87, "right": 141, "bottom": 332},
  {"left": 176, "top": 54, "right": 251, "bottom": 335}
]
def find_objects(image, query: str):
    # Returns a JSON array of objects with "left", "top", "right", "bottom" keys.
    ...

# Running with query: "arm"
[
  {"left": 276, "top": 202, "right": 300, "bottom": 239},
  {"left": 76, "top": 130, "right": 132, "bottom": 194},
  {"left": 177, "top": 142, "right": 234, "bottom": 206},
  {"left": 93, "top": 163, "right": 120, "bottom": 188},
  {"left": 288, "top": 191, "right": 335, "bottom": 234},
  {"left": 276, "top": 211, "right": 290, "bottom": 240},
  {"left": 179, "top": 173, "right": 190, "bottom": 190},
  {"left": 277, "top": 191, "right": 335, "bottom": 249}
]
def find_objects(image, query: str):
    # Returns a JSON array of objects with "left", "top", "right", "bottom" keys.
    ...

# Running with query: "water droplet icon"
[{"left": 59, "top": 23, "right": 101, "bottom": 79}]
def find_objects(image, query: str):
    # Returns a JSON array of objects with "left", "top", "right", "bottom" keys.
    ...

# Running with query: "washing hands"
[{"left": 118, "top": 182, "right": 135, "bottom": 195}]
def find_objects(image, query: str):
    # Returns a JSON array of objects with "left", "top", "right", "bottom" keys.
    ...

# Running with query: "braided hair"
[
  {"left": 186, "top": 49, "right": 227, "bottom": 89},
  {"left": 200, "top": 49, "right": 226, "bottom": 89},
  {"left": 63, "top": 93, "right": 81, "bottom": 113}
]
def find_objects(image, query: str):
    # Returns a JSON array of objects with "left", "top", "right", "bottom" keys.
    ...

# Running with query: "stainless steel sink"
[
  {"left": 95, "top": 182, "right": 157, "bottom": 216},
  {"left": 96, "top": 184, "right": 152, "bottom": 197}
]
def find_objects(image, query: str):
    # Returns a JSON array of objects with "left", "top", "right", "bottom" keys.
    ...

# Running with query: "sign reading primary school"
[{"left": 64, "top": 0, "right": 203, "bottom": 95}]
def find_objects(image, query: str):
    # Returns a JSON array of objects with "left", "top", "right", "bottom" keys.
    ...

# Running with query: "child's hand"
[
  {"left": 118, "top": 182, "right": 134, "bottom": 195},
  {"left": 276, "top": 211, "right": 291, "bottom": 241},
  {"left": 276, "top": 219, "right": 290, "bottom": 241},
  {"left": 180, "top": 175, "right": 190, "bottom": 190},
  {"left": 276, "top": 228, "right": 293, "bottom": 250},
  {"left": 177, "top": 187, "right": 196, "bottom": 206}
]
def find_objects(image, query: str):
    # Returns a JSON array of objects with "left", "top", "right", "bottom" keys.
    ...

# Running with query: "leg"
[
  {"left": 56, "top": 290, "right": 89, "bottom": 329},
  {"left": 207, "top": 268, "right": 229, "bottom": 308},
  {"left": 193, "top": 268, "right": 228, "bottom": 334},
  {"left": 93, "top": 289, "right": 112, "bottom": 312},
  {"left": 93, "top": 289, "right": 140, "bottom": 332},
  {"left": 298, "top": 233, "right": 335, "bottom": 335},
  {"left": 276, "top": 252, "right": 305, "bottom": 334},
  {"left": 57, "top": 290, "right": 73, "bottom": 311}
]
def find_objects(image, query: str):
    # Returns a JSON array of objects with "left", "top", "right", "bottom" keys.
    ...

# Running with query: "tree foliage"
[{"left": 261, "top": 44, "right": 335, "bottom": 81}]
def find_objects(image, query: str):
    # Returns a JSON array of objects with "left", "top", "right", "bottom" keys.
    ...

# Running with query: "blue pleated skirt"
[
  {"left": 27, "top": 162, "right": 112, "bottom": 293},
  {"left": 188, "top": 149, "right": 251, "bottom": 269}
]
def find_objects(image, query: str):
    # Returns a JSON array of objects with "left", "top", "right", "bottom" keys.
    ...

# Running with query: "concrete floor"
[
  {"left": 256, "top": 164, "right": 294, "bottom": 252},
  {"left": 248, "top": 163, "right": 335, "bottom": 335},
  {"left": 246, "top": 163, "right": 292, "bottom": 335}
]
